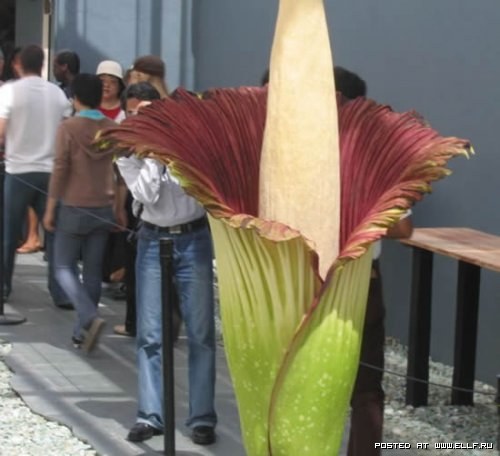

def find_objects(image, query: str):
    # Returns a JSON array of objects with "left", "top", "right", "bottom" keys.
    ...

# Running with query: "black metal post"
[
  {"left": 451, "top": 260, "right": 480, "bottom": 405},
  {"left": 497, "top": 375, "right": 500, "bottom": 416},
  {"left": 496, "top": 374, "right": 500, "bottom": 451},
  {"left": 406, "top": 247, "right": 433, "bottom": 406},
  {"left": 0, "top": 157, "right": 26, "bottom": 325},
  {"left": 160, "top": 238, "right": 175, "bottom": 455}
]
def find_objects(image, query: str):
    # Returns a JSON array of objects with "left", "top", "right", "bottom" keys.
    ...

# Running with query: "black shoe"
[
  {"left": 127, "top": 423, "right": 162, "bottom": 442},
  {"left": 191, "top": 425, "right": 216, "bottom": 445},
  {"left": 56, "top": 302, "right": 74, "bottom": 310},
  {"left": 71, "top": 337, "right": 83, "bottom": 349}
]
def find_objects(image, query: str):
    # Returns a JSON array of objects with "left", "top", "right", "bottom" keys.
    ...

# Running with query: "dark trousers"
[
  {"left": 2, "top": 172, "right": 69, "bottom": 304},
  {"left": 348, "top": 261, "right": 385, "bottom": 456}
]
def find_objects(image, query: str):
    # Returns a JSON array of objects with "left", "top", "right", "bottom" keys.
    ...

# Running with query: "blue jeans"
[
  {"left": 54, "top": 205, "right": 113, "bottom": 339},
  {"left": 2, "top": 172, "right": 69, "bottom": 304},
  {"left": 135, "top": 223, "right": 217, "bottom": 430}
]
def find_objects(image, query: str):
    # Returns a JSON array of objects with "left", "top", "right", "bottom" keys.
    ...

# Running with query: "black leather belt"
[{"left": 142, "top": 216, "right": 207, "bottom": 235}]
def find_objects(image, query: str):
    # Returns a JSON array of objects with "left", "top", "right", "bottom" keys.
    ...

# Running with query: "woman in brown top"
[{"left": 43, "top": 73, "right": 119, "bottom": 353}]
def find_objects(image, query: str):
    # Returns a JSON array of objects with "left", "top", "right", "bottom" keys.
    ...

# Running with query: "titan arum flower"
[{"left": 98, "top": 0, "right": 471, "bottom": 454}]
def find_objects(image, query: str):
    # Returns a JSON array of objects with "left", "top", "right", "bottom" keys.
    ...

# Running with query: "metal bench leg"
[
  {"left": 406, "top": 247, "right": 433, "bottom": 406},
  {"left": 451, "top": 260, "right": 480, "bottom": 405}
]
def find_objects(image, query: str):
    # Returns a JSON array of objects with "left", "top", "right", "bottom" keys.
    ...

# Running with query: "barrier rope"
[
  {"left": 5, "top": 170, "right": 136, "bottom": 236},
  {"left": 360, "top": 361, "right": 497, "bottom": 398}
]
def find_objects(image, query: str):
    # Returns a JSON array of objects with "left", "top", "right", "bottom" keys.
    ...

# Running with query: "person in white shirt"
[
  {"left": 0, "top": 44, "right": 72, "bottom": 304},
  {"left": 117, "top": 146, "right": 217, "bottom": 445}
]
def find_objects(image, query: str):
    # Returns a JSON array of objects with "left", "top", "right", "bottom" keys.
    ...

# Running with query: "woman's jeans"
[
  {"left": 135, "top": 223, "right": 217, "bottom": 430},
  {"left": 54, "top": 205, "right": 113, "bottom": 339}
]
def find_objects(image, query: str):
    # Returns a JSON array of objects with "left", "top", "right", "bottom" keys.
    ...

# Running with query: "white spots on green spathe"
[{"left": 317, "top": 372, "right": 333, "bottom": 389}]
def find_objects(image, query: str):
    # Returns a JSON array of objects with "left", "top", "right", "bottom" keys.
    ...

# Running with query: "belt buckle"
[{"left": 169, "top": 224, "right": 183, "bottom": 235}]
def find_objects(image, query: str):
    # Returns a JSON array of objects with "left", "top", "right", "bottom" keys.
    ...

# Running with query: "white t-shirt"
[{"left": 0, "top": 76, "right": 71, "bottom": 174}]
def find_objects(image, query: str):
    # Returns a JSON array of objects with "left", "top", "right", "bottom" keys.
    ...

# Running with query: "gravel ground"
[
  {"left": 0, "top": 336, "right": 497, "bottom": 455},
  {"left": 0, "top": 341, "right": 96, "bottom": 456},
  {"left": 382, "top": 337, "right": 497, "bottom": 455}
]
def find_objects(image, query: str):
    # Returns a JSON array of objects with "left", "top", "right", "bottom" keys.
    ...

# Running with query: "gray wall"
[
  {"left": 15, "top": 0, "right": 43, "bottom": 46},
  {"left": 51, "top": 0, "right": 194, "bottom": 89},
  {"left": 191, "top": 0, "right": 500, "bottom": 385}
]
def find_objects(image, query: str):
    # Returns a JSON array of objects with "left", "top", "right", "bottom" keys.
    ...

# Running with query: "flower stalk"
[{"left": 261, "top": 0, "right": 340, "bottom": 278}]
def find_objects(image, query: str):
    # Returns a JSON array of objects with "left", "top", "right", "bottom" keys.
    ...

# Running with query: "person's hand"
[
  {"left": 43, "top": 211, "right": 56, "bottom": 232},
  {"left": 137, "top": 100, "right": 152, "bottom": 111}
]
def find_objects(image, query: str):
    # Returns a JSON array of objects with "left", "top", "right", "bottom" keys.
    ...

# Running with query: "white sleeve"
[
  {"left": 61, "top": 93, "right": 72, "bottom": 118},
  {"left": 62, "top": 100, "right": 72, "bottom": 118},
  {"left": 401, "top": 208, "right": 412, "bottom": 219},
  {"left": 0, "top": 84, "right": 13, "bottom": 119},
  {"left": 116, "top": 156, "right": 162, "bottom": 205}
]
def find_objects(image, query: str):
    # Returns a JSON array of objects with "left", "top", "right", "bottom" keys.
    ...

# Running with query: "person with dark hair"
[
  {"left": 19, "top": 44, "right": 44, "bottom": 75},
  {"left": 113, "top": 82, "right": 183, "bottom": 343},
  {"left": 113, "top": 82, "right": 162, "bottom": 338},
  {"left": 121, "top": 81, "right": 161, "bottom": 111},
  {"left": 96, "top": 60, "right": 126, "bottom": 122},
  {"left": 53, "top": 50, "right": 80, "bottom": 98},
  {"left": 0, "top": 44, "right": 43, "bottom": 256},
  {"left": 333, "top": 66, "right": 413, "bottom": 456},
  {"left": 0, "top": 44, "right": 72, "bottom": 305},
  {"left": 117, "top": 83, "right": 217, "bottom": 445},
  {"left": 43, "top": 73, "right": 119, "bottom": 352},
  {"left": 95, "top": 60, "right": 127, "bottom": 293},
  {"left": 334, "top": 66, "right": 367, "bottom": 100}
]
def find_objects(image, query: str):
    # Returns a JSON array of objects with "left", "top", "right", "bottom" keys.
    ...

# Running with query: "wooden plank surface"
[{"left": 400, "top": 227, "right": 500, "bottom": 272}]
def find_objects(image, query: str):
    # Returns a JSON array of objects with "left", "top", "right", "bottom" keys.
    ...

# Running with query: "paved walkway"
[
  {"left": 0, "top": 252, "right": 351, "bottom": 456},
  {"left": 0, "top": 252, "right": 246, "bottom": 456}
]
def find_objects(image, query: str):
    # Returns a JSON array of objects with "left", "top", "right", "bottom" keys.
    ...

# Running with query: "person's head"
[
  {"left": 334, "top": 66, "right": 366, "bottom": 99},
  {"left": 71, "top": 73, "right": 103, "bottom": 111},
  {"left": 121, "top": 82, "right": 161, "bottom": 117},
  {"left": 19, "top": 44, "right": 44, "bottom": 77},
  {"left": 96, "top": 60, "right": 124, "bottom": 103},
  {"left": 53, "top": 50, "right": 80, "bottom": 84},
  {"left": 131, "top": 55, "right": 168, "bottom": 98}
]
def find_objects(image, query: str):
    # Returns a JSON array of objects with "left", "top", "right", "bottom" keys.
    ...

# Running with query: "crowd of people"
[
  {"left": 0, "top": 45, "right": 216, "bottom": 446},
  {"left": 0, "top": 43, "right": 411, "bottom": 455}
]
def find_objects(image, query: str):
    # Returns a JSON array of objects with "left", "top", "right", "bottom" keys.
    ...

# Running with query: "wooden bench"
[{"left": 400, "top": 227, "right": 500, "bottom": 406}]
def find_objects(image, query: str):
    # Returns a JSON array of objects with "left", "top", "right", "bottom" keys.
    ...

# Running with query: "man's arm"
[
  {"left": 116, "top": 156, "right": 162, "bottom": 205},
  {"left": 0, "top": 117, "right": 6, "bottom": 150},
  {"left": 0, "top": 83, "right": 13, "bottom": 150}
]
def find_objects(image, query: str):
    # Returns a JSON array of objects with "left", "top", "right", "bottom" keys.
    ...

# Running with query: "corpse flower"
[{"left": 98, "top": 0, "right": 471, "bottom": 454}]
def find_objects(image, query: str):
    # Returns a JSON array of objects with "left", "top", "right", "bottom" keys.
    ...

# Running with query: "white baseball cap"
[{"left": 96, "top": 60, "right": 123, "bottom": 80}]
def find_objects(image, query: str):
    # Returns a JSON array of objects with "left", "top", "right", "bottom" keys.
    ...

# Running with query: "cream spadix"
[{"left": 260, "top": 0, "right": 340, "bottom": 278}]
